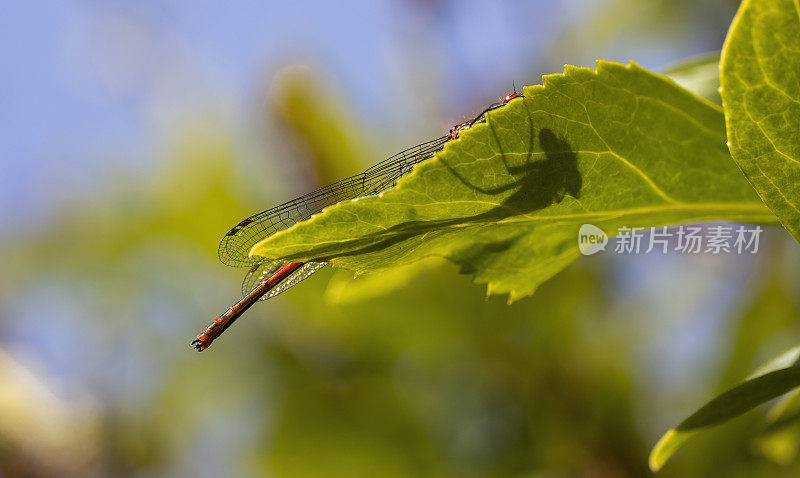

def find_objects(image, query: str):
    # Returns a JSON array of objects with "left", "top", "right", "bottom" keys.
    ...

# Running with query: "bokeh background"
[{"left": 3, "top": 1, "right": 800, "bottom": 476}]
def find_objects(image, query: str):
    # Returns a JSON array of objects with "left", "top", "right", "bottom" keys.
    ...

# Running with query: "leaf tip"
[
  {"left": 594, "top": 58, "right": 612, "bottom": 69},
  {"left": 649, "top": 428, "right": 700, "bottom": 472},
  {"left": 649, "top": 429, "right": 677, "bottom": 472},
  {"left": 626, "top": 59, "right": 645, "bottom": 71},
  {"left": 595, "top": 59, "right": 633, "bottom": 75}
]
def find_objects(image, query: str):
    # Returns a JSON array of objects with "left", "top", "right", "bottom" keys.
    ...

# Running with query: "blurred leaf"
[
  {"left": 752, "top": 423, "right": 800, "bottom": 466},
  {"left": 721, "top": 0, "right": 800, "bottom": 242},
  {"left": 662, "top": 52, "right": 722, "bottom": 106},
  {"left": 264, "top": 359, "right": 441, "bottom": 478},
  {"left": 767, "top": 389, "right": 800, "bottom": 427},
  {"left": 262, "top": 255, "right": 649, "bottom": 477},
  {"left": 270, "top": 66, "right": 373, "bottom": 185},
  {"left": 650, "top": 345, "right": 800, "bottom": 472},
  {"left": 253, "top": 61, "right": 776, "bottom": 301},
  {"left": 754, "top": 389, "right": 800, "bottom": 465},
  {"left": 718, "top": 275, "right": 799, "bottom": 387},
  {"left": 323, "top": 258, "right": 443, "bottom": 305}
]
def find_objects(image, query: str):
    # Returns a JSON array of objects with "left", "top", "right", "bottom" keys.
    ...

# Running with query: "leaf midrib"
[{"left": 258, "top": 201, "right": 775, "bottom": 255}]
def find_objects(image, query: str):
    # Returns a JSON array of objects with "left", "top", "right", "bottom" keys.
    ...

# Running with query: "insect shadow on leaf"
[
  {"left": 441, "top": 126, "right": 583, "bottom": 214},
  {"left": 303, "top": 117, "right": 584, "bottom": 261}
]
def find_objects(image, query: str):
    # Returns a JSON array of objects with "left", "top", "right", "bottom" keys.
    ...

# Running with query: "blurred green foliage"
[
  {"left": 3, "top": 69, "right": 800, "bottom": 477},
  {"left": 5, "top": 1, "right": 800, "bottom": 477}
]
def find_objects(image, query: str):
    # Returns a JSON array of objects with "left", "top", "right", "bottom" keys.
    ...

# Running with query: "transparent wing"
[
  {"left": 241, "top": 259, "right": 284, "bottom": 297},
  {"left": 241, "top": 260, "right": 328, "bottom": 301},
  {"left": 218, "top": 135, "right": 448, "bottom": 267},
  {"left": 262, "top": 262, "right": 327, "bottom": 300}
]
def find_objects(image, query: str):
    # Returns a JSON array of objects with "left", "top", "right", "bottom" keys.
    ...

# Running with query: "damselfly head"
[
  {"left": 503, "top": 81, "right": 523, "bottom": 104},
  {"left": 503, "top": 91, "right": 523, "bottom": 103}
]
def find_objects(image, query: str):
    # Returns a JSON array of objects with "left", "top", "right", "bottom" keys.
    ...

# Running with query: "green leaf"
[
  {"left": 720, "top": 0, "right": 800, "bottom": 242},
  {"left": 649, "top": 345, "right": 800, "bottom": 472},
  {"left": 252, "top": 60, "right": 776, "bottom": 300},
  {"left": 323, "top": 258, "right": 443, "bottom": 305},
  {"left": 662, "top": 52, "right": 722, "bottom": 106}
]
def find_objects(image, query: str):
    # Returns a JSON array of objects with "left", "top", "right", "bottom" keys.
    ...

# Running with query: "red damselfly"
[{"left": 191, "top": 90, "right": 524, "bottom": 351}]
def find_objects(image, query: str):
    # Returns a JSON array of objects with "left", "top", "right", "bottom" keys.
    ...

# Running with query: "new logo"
[{"left": 578, "top": 224, "right": 608, "bottom": 255}]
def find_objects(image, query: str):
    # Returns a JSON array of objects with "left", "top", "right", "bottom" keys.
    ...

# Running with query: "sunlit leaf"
[
  {"left": 252, "top": 61, "right": 776, "bottom": 300},
  {"left": 650, "top": 345, "right": 800, "bottom": 471},
  {"left": 323, "top": 258, "right": 443, "bottom": 305},
  {"left": 721, "top": 0, "right": 800, "bottom": 241}
]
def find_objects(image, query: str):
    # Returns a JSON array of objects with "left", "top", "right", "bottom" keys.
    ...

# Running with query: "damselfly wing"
[{"left": 217, "top": 136, "right": 450, "bottom": 267}]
